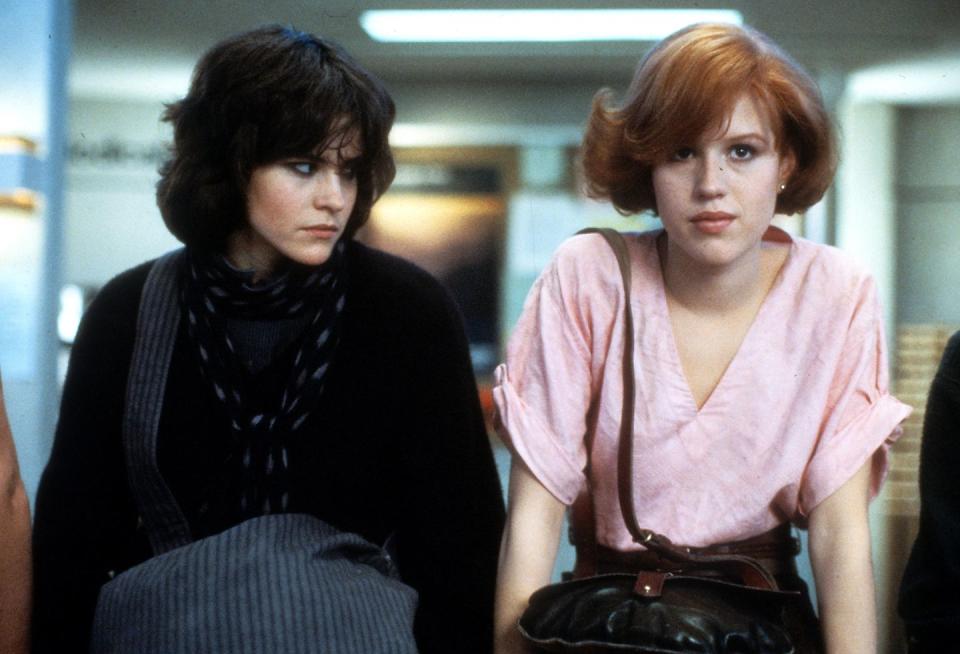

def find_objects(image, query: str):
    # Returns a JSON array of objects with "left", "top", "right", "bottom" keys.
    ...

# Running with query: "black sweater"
[
  {"left": 899, "top": 330, "right": 960, "bottom": 651},
  {"left": 32, "top": 242, "right": 505, "bottom": 653}
]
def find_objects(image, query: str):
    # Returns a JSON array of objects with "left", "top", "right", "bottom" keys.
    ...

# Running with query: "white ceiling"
[{"left": 72, "top": 0, "right": 960, "bottom": 103}]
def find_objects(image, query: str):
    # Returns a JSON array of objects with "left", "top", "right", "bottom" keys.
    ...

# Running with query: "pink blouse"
[{"left": 493, "top": 228, "right": 912, "bottom": 550}]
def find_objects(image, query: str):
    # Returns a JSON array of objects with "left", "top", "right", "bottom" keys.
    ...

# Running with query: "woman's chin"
[{"left": 284, "top": 243, "right": 339, "bottom": 268}]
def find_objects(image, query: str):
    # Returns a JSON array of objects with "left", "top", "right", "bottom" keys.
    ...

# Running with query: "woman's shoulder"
[
  {"left": 790, "top": 237, "right": 871, "bottom": 280},
  {"left": 545, "top": 228, "right": 660, "bottom": 290},
  {"left": 82, "top": 253, "right": 179, "bottom": 328},
  {"left": 937, "top": 330, "right": 960, "bottom": 382},
  {"left": 65, "top": 252, "right": 183, "bottom": 383},
  {"left": 345, "top": 241, "right": 458, "bottom": 319},
  {"left": 553, "top": 228, "right": 657, "bottom": 263},
  {"left": 347, "top": 240, "right": 437, "bottom": 282},
  {"left": 787, "top": 236, "right": 877, "bottom": 301}
]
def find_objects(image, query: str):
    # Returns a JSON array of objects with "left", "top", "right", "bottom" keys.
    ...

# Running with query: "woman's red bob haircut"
[{"left": 582, "top": 23, "right": 836, "bottom": 216}]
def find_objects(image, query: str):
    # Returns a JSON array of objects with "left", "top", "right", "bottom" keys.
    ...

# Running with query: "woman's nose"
[
  {"left": 313, "top": 170, "right": 346, "bottom": 211},
  {"left": 694, "top": 152, "right": 727, "bottom": 199}
]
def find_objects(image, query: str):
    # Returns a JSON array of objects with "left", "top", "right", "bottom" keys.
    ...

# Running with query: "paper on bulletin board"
[{"left": 0, "top": 208, "right": 42, "bottom": 380}]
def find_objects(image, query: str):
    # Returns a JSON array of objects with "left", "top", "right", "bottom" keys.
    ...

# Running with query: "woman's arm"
[
  {"left": 494, "top": 459, "right": 566, "bottom": 654},
  {"left": 0, "top": 373, "right": 31, "bottom": 654},
  {"left": 381, "top": 263, "right": 506, "bottom": 654},
  {"left": 808, "top": 456, "right": 876, "bottom": 653}
]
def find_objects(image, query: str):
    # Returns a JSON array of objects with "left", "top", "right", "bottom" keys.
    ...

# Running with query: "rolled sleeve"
[
  {"left": 801, "top": 393, "right": 910, "bottom": 513},
  {"left": 493, "top": 244, "right": 604, "bottom": 505},
  {"left": 493, "top": 365, "right": 586, "bottom": 504},
  {"left": 799, "top": 278, "right": 912, "bottom": 515}
]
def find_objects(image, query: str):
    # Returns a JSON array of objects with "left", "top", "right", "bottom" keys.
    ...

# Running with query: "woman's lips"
[
  {"left": 691, "top": 211, "right": 735, "bottom": 234},
  {"left": 302, "top": 225, "right": 339, "bottom": 239}
]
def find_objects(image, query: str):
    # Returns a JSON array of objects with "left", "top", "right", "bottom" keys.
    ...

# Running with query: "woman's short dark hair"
[
  {"left": 157, "top": 25, "right": 396, "bottom": 249},
  {"left": 582, "top": 23, "right": 836, "bottom": 217}
]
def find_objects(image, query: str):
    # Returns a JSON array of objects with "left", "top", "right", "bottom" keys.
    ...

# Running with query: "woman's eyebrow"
[
  {"left": 722, "top": 131, "right": 770, "bottom": 143},
  {"left": 333, "top": 150, "right": 363, "bottom": 165}
]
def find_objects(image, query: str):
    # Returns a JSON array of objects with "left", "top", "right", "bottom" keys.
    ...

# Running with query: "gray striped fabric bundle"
[{"left": 92, "top": 513, "right": 419, "bottom": 654}]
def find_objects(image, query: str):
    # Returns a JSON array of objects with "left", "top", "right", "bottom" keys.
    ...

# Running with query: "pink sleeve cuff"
[
  {"left": 799, "top": 392, "right": 912, "bottom": 515},
  {"left": 493, "top": 364, "right": 586, "bottom": 505}
]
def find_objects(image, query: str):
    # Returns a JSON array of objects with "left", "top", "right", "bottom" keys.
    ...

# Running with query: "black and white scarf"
[{"left": 181, "top": 240, "right": 348, "bottom": 521}]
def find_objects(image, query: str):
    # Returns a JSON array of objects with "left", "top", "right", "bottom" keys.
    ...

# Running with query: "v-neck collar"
[{"left": 649, "top": 226, "right": 797, "bottom": 418}]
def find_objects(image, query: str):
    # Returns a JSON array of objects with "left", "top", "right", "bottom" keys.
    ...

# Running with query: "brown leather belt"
[{"left": 592, "top": 523, "right": 801, "bottom": 580}]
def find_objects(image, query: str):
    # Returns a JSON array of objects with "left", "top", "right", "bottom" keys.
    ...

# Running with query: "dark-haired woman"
[
  {"left": 32, "top": 26, "right": 504, "bottom": 653},
  {"left": 493, "top": 23, "right": 910, "bottom": 653}
]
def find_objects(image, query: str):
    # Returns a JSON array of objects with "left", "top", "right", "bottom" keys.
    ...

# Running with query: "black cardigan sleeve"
[
  {"left": 31, "top": 264, "right": 152, "bottom": 653},
  {"left": 899, "top": 330, "right": 960, "bottom": 652},
  {"left": 384, "top": 262, "right": 506, "bottom": 654}
]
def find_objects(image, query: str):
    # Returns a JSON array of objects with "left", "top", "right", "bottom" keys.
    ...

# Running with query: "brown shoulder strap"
[
  {"left": 568, "top": 228, "right": 645, "bottom": 577},
  {"left": 575, "top": 229, "right": 642, "bottom": 541}
]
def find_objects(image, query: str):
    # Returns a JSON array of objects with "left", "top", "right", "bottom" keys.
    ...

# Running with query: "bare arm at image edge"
[
  {"left": 0, "top": 372, "right": 31, "bottom": 654},
  {"left": 493, "top": 459, "right": 566, "bottom": 654},
  {"left": 808, "top": 455, "right": 877, "bottom": 654}
]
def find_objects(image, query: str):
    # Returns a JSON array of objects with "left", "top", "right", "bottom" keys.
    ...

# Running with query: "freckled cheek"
[
  {"left": 652, "top": 173, "right": 681, "bottom": 216},
  {"left": 653, "top": 180, "right": 685, "bottom": 220}
]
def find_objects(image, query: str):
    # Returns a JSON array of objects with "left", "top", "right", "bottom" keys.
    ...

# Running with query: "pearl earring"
[{"left": 779, "top": 183, "right": 786, "bottom": 192}]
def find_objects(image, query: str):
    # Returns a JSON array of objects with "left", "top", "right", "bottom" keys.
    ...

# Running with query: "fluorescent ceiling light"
[
  {"left": 360, "top": 8, "right": 742, "bottom": 43},
  {"left": 846, "top": 57, "right": 960, "bottom": 104}
]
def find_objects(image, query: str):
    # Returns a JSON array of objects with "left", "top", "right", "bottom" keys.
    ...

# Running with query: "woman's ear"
[{"left": 778, "top": 150, "right": 796, "bottom": 188}]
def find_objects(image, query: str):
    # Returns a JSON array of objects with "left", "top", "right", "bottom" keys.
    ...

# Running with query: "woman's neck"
[
  {"left": 658, "top": 235, "right": 768, "bottom": 315},
  {"left": 225, "top": 228, "right": 281, "bottom": 284}
]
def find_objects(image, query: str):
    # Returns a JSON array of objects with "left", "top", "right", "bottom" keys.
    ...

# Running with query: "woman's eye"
[
  {"left": 672, "top": 147, "right": 695, "bottom": 161},
  {"left": 290, "top": 161, "right": 315, "bottom": 175},
  {"left": 730, "top": 144, "right": 754, "bottom": 160},
  {"left": 339, "top": 165, "right": 358, "bottom": 181}
]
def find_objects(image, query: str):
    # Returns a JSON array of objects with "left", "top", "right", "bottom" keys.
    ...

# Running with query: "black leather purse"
[{"left": 518, "top": 228, "right": 802, "bottom": 654}]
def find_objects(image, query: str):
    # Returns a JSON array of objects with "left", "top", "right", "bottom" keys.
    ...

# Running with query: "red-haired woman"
[{"left": 493, "top": 23, "right": 910, "bottom": 654}]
